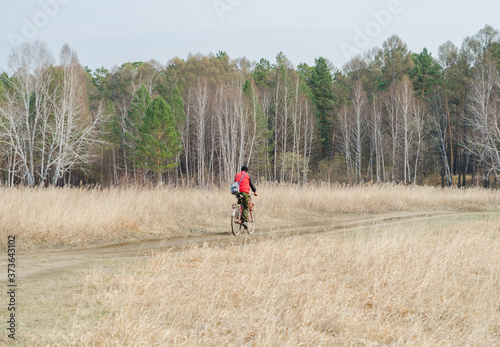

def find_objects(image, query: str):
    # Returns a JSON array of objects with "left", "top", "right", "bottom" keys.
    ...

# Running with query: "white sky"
[{"left": 0, "top": 0, "right": 498, "bottom": 72}]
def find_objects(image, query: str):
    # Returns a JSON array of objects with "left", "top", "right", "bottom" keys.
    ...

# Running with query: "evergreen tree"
[
  {"left": 276, "top": 51, "right": 286, "bottom": 65},
  {"left": 136, "top": 96, "right": 181, "bottom": 180},
  {"left": 409, "top": 48, "right": 443, "bottom": 97},
  {"left": 297, "top": 63, "right": 314, "bottom": 85},
  {"left": 0, "top": 72, "right": 9, "bottom": 99},
  {"left": 169, "top": 87, "right": 186, "bottom": 130},
  {"left": 253, "top": 58, "right": 273, "bottom": 86},
  {"left": 310, "top": 57, "right": 335, "bottom": 158},
  {"left": 91, "top": 66, "right": 109, "bottom": 89},
  {"left": 0, "top": 72, "right": 9, "bottom": 85},
  {"left": 104, "top": 100, "right": 121, "bottom": 150},
  {"left": 102, "top": 100, "right": 121, "bottom": 184},
  {"left": 125, "top": 84, "right": 150, "bottom": 165},
  {"left": 331, "top": 70, "right": 351, "bottom": 106},
  {"left": 378, "top": 35, "right": 414, "bottom": 90},
  {"left": 0, "top": 79, "right": 4, "bottom": 99}
]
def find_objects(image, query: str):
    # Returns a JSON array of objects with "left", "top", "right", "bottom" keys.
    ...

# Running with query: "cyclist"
[{"left": 234, "top": 166, "right": 258, "bottom": 229}]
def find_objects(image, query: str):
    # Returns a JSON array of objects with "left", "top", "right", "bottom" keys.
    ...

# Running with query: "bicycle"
[{"left": 231, "top": 193, "right": 256, "bottom": 236}]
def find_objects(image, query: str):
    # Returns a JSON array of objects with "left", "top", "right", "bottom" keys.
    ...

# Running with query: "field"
[
  {"left": 0, "top": 185, "right": 499, "bottom": 345},
  {"left": 2, "top": 183, "right": 500, "bottom": 249}
]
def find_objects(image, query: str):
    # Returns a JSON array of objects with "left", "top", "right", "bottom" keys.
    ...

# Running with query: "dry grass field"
[
  {"left": 1, "top": 183, "right": 500, "bottom": 249},
  {"left": 1, "top": 185, "right": 500, "bottom": 346},
  {"left": 66, "top": 217, "right": 499, "bottom": 345}
]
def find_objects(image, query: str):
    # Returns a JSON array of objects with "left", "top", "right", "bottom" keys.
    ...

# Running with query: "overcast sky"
[{"left": 0, "top": 0, "right": 498, "bottom": 72}]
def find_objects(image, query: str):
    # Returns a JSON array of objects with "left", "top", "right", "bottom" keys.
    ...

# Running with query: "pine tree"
[
  {"left": 104, "top": 100, "right": 120, "bottom": 146},
  {"left": 0, "top": 79, "right": 4, "bottom": 100},
  {"left": 253, "top": 58, "right": 272, "bottom": 86},
  {"left": 378, "top": 35, "right": 414, "bottom": 91},
  {"left": 409, "top": 48, "right": 443, "bottom": 97},
  {"left": 168, "top": 87, "right": 186, "bottom": 183},
  {"left": 125, "top": 85, "right": 150, "bottom": 166},
  {"left": 169, "top": 87, "right": 186, "bottom": 130},
  {"left": 103, "top": 100, "right": 121, "bottom": 185},
  {"left": 0, "top": 72, "right": 8, "bottom": 101},
  {"left": 136, "top": 96, "right": 181, "bottom": 182},
  {"left": 310, "top": 57, "right": 334, "bottom": 158}
]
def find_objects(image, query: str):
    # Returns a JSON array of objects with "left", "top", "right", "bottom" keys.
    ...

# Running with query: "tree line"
[{"left": 1, "top": 25, "right": 500, "bottom": 188}]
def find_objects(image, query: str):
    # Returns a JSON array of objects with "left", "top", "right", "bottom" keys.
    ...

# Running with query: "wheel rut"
[{"left": 1, "top": 210, "right": 480, "bottom": 282}]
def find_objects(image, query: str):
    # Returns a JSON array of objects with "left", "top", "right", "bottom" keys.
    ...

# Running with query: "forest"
[{"left": 1, "top": 25, "right": 500, "bottom": 188}]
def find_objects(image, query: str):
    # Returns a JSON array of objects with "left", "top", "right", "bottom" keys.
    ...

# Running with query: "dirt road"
[{"left": 2, "top": 210, "right": 484, "bottom": 283}]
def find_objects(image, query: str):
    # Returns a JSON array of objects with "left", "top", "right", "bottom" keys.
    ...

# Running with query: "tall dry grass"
[
  {"left": 2, "top": 184, "right": 500, "bottom": 248},
  {"left": 69, "top": 217, "right": 500, "bottom": 346}
]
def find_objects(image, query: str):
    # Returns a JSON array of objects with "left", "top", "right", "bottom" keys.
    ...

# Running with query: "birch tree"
[
  {"left": 385, "top": 83, "right": 402, "bottom": 182},
  {"left": 192, "top": 78, "right": 208, "bottom": 186},
  {"left": 49, "top": 45, "right": 105, "bottom": 185},
  {"left": 0, "top": 41, "right": 53, "bottom": 186},
  {"left": 430, "top": 89, "right": 453, "bottom": 186},
  {"left": 397, "top": 75, "right": 415, "bottom": 184},
  {"left": 0, "top": 42, "right": 105, "bottom": 186},
  {"left": 412, "top": 99, "right": 426, "bottom": 184},
  {"left": 370, "top": 97, "right": 386, "bottom": 183},
  {"left": 351, "top": 81, "right": 367, "bottom": 183},
  {"left": 339, "top": 103, "right": 354, "bottom": 182},
  {"left": 464, "top": 59, "right": 500, "bottom": 184}
]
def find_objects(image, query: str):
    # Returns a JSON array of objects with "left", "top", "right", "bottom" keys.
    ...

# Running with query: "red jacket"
[{"left": 234, "top": 171, "right": 256, "bottom": 194}]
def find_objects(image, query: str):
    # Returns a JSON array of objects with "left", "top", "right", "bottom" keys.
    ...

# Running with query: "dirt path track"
[{"left": 4, "top": 210, "right": 477, "bottom": 283}]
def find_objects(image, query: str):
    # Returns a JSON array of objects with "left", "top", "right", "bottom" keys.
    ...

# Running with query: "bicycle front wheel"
[
  {"left": 231, "top": 207, "right": 241, "bottom": 236},
  {"left": 247, "top": 209, "right": 256, "bottom": 234}
]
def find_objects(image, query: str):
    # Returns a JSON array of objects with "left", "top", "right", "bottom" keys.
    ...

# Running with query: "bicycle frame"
[{"left": 231, "top": 193, "right": 255, "bottom": 235}]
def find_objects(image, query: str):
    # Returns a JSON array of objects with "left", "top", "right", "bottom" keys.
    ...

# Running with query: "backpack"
[{"left": 230, "top": 172, "right": 246, "bottom": 195}]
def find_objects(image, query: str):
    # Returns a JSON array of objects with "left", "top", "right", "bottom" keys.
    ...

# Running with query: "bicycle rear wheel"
[
  {"left": 247, "top": 210, "right": 256, "bottom": 234},
  {"left": 231, "top": 206, "right": 242, "bottom": 236}
]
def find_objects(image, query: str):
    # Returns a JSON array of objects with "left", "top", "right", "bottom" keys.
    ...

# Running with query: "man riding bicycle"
[{"left": 234, "top": 166, "right": 258, "bottom": 229}]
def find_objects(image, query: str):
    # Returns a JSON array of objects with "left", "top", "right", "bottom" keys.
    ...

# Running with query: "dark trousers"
[{"left": 238, "top": 192, "right": 250, "bottom": 222}]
